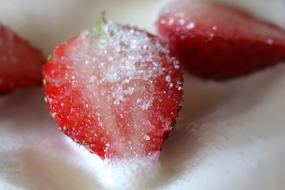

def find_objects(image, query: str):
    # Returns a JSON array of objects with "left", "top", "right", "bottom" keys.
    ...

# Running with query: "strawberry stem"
[
  {"left": 95, "top": 11, "right": 107, "bottom": 36},
  {"left": 101, "top": 10, "right": 107, "bottom": 24}
]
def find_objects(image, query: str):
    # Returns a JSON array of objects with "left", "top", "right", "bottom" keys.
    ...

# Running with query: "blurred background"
[{"left": 0, "top": 0, "right": 284, "bottom": 55}]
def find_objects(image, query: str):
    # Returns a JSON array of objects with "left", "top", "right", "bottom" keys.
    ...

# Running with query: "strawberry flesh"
[
  {"left": 157, "top": 0, "right": 285, "bottom": 80},
  {"left": 0, "top": 24, "right": 44, "bottom": 92},
  {"left": 43, "top": 22, "right": 183, "bottom": 160}
]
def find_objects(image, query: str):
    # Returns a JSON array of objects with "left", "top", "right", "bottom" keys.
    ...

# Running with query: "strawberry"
[
  {"left": 157, "top": 0, "right": 285, "bottom": 80},
  {"left": 0, "top": 24, "right": 45, "bottom": 92},
  {"left": 43, "top": 20, "right": 183, "bottom": 160}
]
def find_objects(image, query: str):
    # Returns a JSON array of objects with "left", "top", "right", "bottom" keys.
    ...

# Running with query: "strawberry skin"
[
  {"left": 157, "top": 0, "right": 285, "bottom": 80},
  {"left": 0, "top": 24, "right": 45, "bottom": 92},
  {"left": 43, "top": 21, "right": 183, "bottom": 160}
]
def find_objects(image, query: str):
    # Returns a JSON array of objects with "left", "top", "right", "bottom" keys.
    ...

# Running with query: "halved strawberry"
[
  {"left": 43, "top": 20, "right": 183, "bottom": 160},
  {"left": 157, "top": 0, "right": 285, "bottom": 80},
  {"left": 0, "top": 24, "right": 45, "bottom": 92}
]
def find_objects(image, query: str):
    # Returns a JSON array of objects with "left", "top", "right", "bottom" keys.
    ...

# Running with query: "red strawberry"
[
  {"left": 157, "top": 0, "right": 285, "bottom": 80},
  {"left": 0, "top": 24, "right": 45, "bottom": 93},
  {"left": 43, "top": 20, "right": 183, "bottom": 160}
]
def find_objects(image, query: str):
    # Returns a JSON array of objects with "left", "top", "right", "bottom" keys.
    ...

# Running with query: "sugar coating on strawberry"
[
  {"left": 43, "top": 21, "right": 183, "bottom": 160},
  {"left": 0, "top": 24, "right": 44, "bottom": 92},
  {"left": 157, "top": 0, "right": 285, "bottom": 80}
]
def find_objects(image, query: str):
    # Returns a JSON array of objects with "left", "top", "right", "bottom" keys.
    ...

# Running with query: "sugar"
[
  {"left": 62, "top": 21, "right": 181, "bottom": 158},
  {"left": 179, "top": 18, "right": 186, "bottom": 25},
  {"left": 186, "top": 22, "right": 195, "bottom": 30},
  {"left": 72, "top": 21, "right": 177, "bottom": 108}
]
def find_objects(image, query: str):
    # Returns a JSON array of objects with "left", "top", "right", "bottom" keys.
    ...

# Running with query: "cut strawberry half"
[
  {"left": 157, "top": 0, "right": 285, "bottom": 80},
  {"left": 43, "top": 20, "right": 183, "bottom": 160},
  {"left": 0, "top": 24, "right": 44, "bottom": 92}
]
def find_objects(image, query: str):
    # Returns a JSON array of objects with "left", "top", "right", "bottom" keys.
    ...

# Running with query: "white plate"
[{"left": 1, "top": 0, "right": 285, "bottom": 189}]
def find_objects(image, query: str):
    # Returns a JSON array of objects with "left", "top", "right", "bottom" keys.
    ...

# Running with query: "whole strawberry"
[
  {"left": 43, "top": 20, "right": 183, "bottom": 160},
  {"left": 157, "top": 0, "right": 285, "bottom": 80},
  {"left": 0, "top": 24, "right": 44, "bottom": 93}
]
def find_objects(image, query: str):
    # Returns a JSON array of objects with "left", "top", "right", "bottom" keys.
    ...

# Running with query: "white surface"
[{"left": 1, "top": 0, "right": 285, "bottom": 190}]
